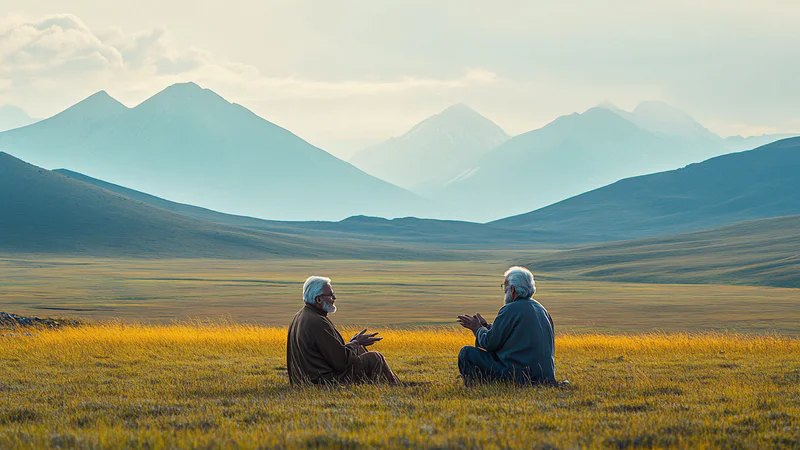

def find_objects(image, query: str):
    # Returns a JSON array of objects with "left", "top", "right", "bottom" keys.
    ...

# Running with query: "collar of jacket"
[{"left": 304, "top": 303, "right": 327, "bottom": 316}]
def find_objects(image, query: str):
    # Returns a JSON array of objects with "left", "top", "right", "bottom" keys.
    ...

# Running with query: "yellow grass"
[{"left": 1, "top": 324, "right": 798, "bottom": 448}]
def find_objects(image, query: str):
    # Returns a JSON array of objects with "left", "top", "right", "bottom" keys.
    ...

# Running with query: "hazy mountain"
[
  {"left": 0, "top": 82, "right": 429, "bottom": 221},
  {"left": 531, "top": 214, "right": 800, "bottom": 288},
  {"left": 0, "top": 105, "right": 39, "bottom": 132},
  {"left": 605, "top": 101, "right": 797, "bottom": 151},
  {"left": 55, "top": 168, "right": 585, "bottom": 249},
  {"left": 600, "top": 101, "right": 722, "bottom": 143},
  {"left": 494, "top": 137, "right": 800, "bottom": 240},
  {"left": 435, "top": 105, "right": 739, "bottom": 221},
  {"left": 0, "top": 152, "right": 320, "bottom": 258},
  {"left": 432, "top": 101, "right": 797, "bottom": 222},
  {"left": 0, "top": 152, "right": 450, "bottom": 259},
  {"left": 349, "top": 103, "right": 509, "bottom": 192},
  {"left": 724, "top": 133, "right": 799, "bottom": 151}
]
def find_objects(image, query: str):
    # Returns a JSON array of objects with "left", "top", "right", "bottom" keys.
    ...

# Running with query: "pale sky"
[{"left": 1, "top": 1, "right": 799, "bottom": 159}]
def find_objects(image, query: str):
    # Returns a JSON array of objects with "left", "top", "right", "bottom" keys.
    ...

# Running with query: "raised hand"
[
  {"left": 350, "top": 329, "right": 383, "bottom": 347},
  {"left": 457, "top": 314, "right": 482, "bottom": 333},
  {"left": 350, "top": 328, "right": 367, "bottom": 342},
  {"left": 475, "top": 313, "right": 489, "bottom": 328}
]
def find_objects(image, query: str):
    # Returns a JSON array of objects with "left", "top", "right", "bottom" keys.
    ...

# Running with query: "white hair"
[
  {"left": 303, "top": 276, "right": 331, "bottom": 305},
  {"left": 504, "top": 266, "right": 535, "bottom": 299}
]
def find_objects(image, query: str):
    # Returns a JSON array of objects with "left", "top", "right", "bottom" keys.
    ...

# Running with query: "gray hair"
[
  {"left": 504, "top": 266, "right": 535, "bottom": 298},
  {"left": 303, "top": 276, "right": 331, "bottom": 305}
]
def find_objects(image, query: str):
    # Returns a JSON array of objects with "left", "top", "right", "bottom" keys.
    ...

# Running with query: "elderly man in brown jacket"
[{"left": 286, "top": 276, "right": 399, "bottom": 385}]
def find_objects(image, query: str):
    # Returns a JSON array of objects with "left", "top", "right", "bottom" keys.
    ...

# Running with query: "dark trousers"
[
  {"left": 338, "top": 346, "right": 400, "bottom": 384},
  {"left": 458, "top": 346, "right": 550, "bottom": 386}
]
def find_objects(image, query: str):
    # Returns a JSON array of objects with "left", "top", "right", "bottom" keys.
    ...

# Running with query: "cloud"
[
  {"left": 0, "top": 14, "right": 259, "bottom": 88},
  {"left": 1, "top": 9, "right": 797, "bottom": 157},
  {"left": 0, "top": 13, "right": 512, "bottom": 156},
  {"left": 0, "top": 14, "right": 121, "bottom": 74},
  {"left": 0, "top": 13, "right": 500, "bottom": 108}
]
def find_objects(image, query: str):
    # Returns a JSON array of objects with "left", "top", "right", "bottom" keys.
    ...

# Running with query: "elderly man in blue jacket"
[{"left": 457, "top": 266, "right": 556, "bottom": 385}]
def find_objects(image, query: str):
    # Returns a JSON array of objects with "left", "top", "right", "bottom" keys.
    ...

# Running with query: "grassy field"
[
  {"left": 2, "top": 256, "right": 798, "bottom": 448},
  {"left": 1, "top": 257, "right": 799, "bottom": 333},
  {"left": 531, "top": 215, "right": 800, "bottom": 288},
  {"left": 0, "top": 324, "right": 798, "bottom": 449}
]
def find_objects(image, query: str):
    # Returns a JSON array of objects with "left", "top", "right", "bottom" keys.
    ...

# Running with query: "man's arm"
[
  {"left": 315, "top": 320, "right": 361, "bottom": 373},
  {"left": 475, "top": 306, "right": 516, "bottom": 352}
]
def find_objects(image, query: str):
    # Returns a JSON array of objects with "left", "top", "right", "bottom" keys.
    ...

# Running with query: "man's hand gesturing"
[
  {"left": 349, "top": 328, "right": 383, "bottom": 347},
  {"left": 457, "top": 314, "right": 484, "bottom": 334}
]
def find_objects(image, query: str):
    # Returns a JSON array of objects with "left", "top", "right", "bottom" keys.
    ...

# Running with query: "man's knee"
[
  {"left": 359, "top": 351, "right": 386, "bottom": 366},
  {"left": 458, "top": 346, "right": 481, "bottom": 364}
]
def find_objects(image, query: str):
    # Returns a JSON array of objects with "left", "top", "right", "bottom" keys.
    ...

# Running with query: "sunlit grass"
[{"left": 1, "top": 324, "right": 798, "bottom": 448}]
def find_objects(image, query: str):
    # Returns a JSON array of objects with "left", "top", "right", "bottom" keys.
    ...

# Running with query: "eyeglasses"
[
  {"left": 500, "top": 281, "right": 510, "bottom": 291},
  {"left": 318, "top": 293, "right": 336, "bottom": 300}
]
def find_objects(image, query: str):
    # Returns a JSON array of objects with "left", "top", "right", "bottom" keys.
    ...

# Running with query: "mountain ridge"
[
  {"left": 53, "top": 167, "right": 587, "bottom": 249},
  {"left": 349, "top": 103, "right": 509, "bottom": 192},
  {"left": 0, "top": 83, "right": 431, "bottom": 221},
  {"left": 0, "top": 152, "right": 447, "bottom": 259},
  {"left": 0, "top": 105, "right": 41, "bottom": 132},
  {"left": 433, "top": 105, "right": 704, "bottom": 221},
  {"left": 432, "top": 102, "right": 796, "bottom": 222},
  {"left": 493, "top": 136, "right": 800, "bottom": 240}
]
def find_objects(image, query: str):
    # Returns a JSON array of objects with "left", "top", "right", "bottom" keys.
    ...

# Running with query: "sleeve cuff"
[{"left": 475, "top": 327, "right": 487, "bottom": 346}]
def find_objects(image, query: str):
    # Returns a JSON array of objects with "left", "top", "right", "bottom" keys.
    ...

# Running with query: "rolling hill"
[
  {"left": 349, "top": 104, "right": 509, "bottom": 193},
  {"left": 0, "top": 83, "right": 429, "bottom": 221},
  {"left": 54, "top": 168, "right": 584, "bottom": 248},
  {"left": 530, "top": 214, "right": 800, "bottom": 288},
  {"left": 494, "top": 137, "right": 800, "bottom": 240},
  {"left": 0, "top": 152, "right": 439, "bottom": 259}
]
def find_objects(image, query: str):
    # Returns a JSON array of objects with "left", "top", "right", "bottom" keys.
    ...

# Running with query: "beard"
[
  {"left": 322, "top": 299, "right": 337, "bottom": 313},
  {"left": 504, "top": 289, "right": 514, "bottom": 304}
]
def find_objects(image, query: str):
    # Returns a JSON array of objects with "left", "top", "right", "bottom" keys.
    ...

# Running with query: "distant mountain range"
[
  {"left": 1, "top": 83, "right": 796, "bottom": 226},
  {"left": 531, "top": 214, "right": 800, "bottom": 288},
  {"left": 606, "top": 101, "right": 797, "bottom": 151},
  {"left": 4, "top": 137, "right": 799, "bottom": 287},
  {"left": 55, "top": 136, "right": 800, "bottom": 253},
  {"left": 0, "top": 152, "right": 445, "bottom": 259},
  {"left": 428, "top": 102, "right": 796, "bottom": 221},
  {"left": 349, "top": 103, "right": 509, "bottom": 193},
  {"left": 54, "top": 168, "right": 584, "bottom": 249},
  {"left": 724, "top": 133, "right": 799, "bottom": 151},
  {"left": 0, "top": 83, "right": 429, "bottom": 221},
  {"left": 495, "top": 137, "right": 800, "bottom": 240},
  {"left": 0, "top": 105, "right": 39, "bottom": 132}
]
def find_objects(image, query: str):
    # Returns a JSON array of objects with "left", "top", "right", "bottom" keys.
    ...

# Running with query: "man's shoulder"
[
  {"left": 530, "top": 298, "right": 549, "bottom": 313},
  {"left": 296, "top": 306, "right": 333, "bottom": 326},
  {"left": 502, "top": 299, "right": 533, "bottom": 310},
  {"left": 504, "top": 298, "right": 549, "bottom": 315}
]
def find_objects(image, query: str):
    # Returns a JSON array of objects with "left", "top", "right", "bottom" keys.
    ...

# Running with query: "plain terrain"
[
  {"left": 1, "top": 257, "right": 798, "bottom": 332},
  {"left": 1, "top": 256, "right": 798, "bottom": 448}
]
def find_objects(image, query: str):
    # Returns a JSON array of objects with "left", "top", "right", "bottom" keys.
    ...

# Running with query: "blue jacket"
[{"left": 475, "top": 298, "right": 556, "bottom": 383}]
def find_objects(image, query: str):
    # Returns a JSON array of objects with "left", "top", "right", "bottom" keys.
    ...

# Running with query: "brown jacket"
[{"left": 286, "top": 304, "right": 360, "bottom": 384}]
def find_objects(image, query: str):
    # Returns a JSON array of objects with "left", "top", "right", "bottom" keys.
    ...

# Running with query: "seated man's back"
[
  {"left": 458, "top": 266, "right": 555, "bottom": 385},
  {"left": 475, "top": 298, "right": 555, "bottom": 383}
]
